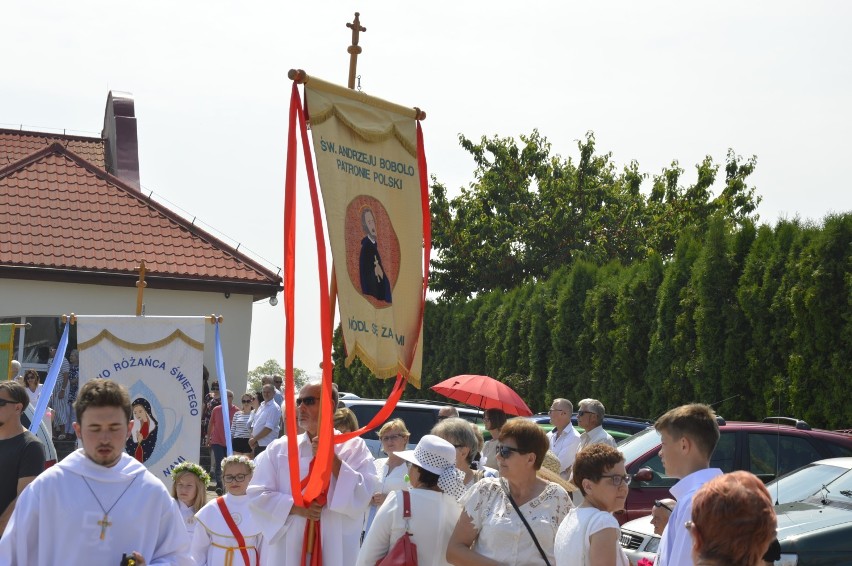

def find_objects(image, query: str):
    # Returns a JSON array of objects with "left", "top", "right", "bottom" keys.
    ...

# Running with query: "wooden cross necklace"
[{"left": 81, "top": 474, "right": 138, "bottom": 540}]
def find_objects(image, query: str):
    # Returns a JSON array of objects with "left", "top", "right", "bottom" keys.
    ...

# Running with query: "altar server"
[{"left": 0, "top": 378, "right": 192, "bottom": 565}]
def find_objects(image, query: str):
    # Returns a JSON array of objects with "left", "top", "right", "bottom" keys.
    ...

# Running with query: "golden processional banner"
[{"left": 306, "top": 83, "right": 424, "bottom": 387}]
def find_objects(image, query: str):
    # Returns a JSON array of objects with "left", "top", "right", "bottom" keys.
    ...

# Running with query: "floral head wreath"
[
  {"left": 172, "top": 461, "right": 211, "bottom": 486},
  {"left": 221, "top": 454, "right": 256, "bottom": 473}
]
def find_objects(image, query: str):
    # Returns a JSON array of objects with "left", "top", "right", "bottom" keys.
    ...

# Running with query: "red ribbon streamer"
[{"left": 282, "top": 81, "right": 432, "bottom": 563}]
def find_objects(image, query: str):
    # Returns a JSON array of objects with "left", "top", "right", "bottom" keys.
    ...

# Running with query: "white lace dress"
[{"left": 462, "top": 477, "right": 572, "bottom": 565}]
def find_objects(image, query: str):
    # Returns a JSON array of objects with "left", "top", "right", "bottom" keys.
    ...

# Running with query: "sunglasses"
[
  {"left": 223, "top": 473, "right": 249, "bottom": 483},
  {"left": 0, "top": 398, "right": 21, "bottom": 407},
  {"left": 654, "top": 499, "right": 674, "bottom": 512},
  {"left": 296, "top": 396, "right": 319, "bottom": 407},
  {"left": 241, "top": 399, "right": 253, "bottom": 403},
  {"left": 496, "top": 444, "right": 523, "bottom": 458},
  {"left": 600, "top": 473, "right": 632, "bottom": 487}
]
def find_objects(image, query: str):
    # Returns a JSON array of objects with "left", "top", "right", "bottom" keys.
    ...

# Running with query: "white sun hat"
[{"left": 396, "top": 434, "right": 466, "bottom": 500}]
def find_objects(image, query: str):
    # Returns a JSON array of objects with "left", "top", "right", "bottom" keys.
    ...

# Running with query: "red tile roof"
[
  {"left": 0, "top": 142, "right": 281, "bottom": 298},
  {"left": 0, "top": 128, "right": 105, "bottom": 168}
]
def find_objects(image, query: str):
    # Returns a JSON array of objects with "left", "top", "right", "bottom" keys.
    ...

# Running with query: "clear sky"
[{"left": 4, "top": 1, "right": 850, "bottom": 378}]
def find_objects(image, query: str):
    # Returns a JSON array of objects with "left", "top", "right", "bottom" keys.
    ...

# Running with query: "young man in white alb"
[{"left": 0, "top": 378, "right": 192, "bottom": 566}]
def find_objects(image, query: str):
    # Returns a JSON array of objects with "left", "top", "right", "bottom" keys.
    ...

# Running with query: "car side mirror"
[{"left": 633, "top": 467, "right": 654, "bottom": 483}]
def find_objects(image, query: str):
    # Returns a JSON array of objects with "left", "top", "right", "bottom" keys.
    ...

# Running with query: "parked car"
[
  {"left": 618, "top": 514, "right": 659, "bottom": 566},
  {"left": 618, "top": 417, "right": 852, "bottom": 524},
  {"left": 620, "top": 457, "right": 852, "bottom": 566},
  {"left": 21, "top": 403, "right": 58, "bottom": 468},
  {"left": 525, "top": 412, "right": 652, "bottom": 442},
  {"left": 766, "top": 457, "right": 852, "bottom": 505},
  {"left": 342, "top": 398, "right": 484, "bottom": 457}
]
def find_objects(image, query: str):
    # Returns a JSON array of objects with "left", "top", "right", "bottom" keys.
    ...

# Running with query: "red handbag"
[{"left": 376, "top": 490, "right": 418, "bottom": 566}]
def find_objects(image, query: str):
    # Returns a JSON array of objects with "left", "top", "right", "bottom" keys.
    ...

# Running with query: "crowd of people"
[{"left": 0, "top": 371, "right": 781, "bottom": 566}]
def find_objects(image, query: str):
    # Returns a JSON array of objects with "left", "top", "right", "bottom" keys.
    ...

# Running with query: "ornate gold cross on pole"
[
  {"left": 98, "top": 514, "right": 112, "bottom": 540},
  {"left": 136, "top": 261, "right": 147, "bottom": 316},
  {"left": 346, "top": 12, "right": 366, "bottom": 89}
]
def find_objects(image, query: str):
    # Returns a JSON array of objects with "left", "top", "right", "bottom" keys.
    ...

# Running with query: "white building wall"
[{"left": 0, "top": 278, "right": 253, "bottom": 394}]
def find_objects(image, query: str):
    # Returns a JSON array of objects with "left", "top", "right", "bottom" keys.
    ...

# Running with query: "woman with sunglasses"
[
  {"left": 447, "top": 418, "right": 572, "bottom": 566},
  {"left": 553, "top": 444, "right": 630, "bottom": 566},
  {"left": 364, "top": 419, "right": 412, "bottom": 535},
  {"left": 231, "top": 394, "right": 255, "bottom": 457},
  {"left": 22, "top": 369, "right": 43, "bottom": 408}
]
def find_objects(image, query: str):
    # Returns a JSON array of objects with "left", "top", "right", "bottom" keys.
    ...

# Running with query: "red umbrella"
[{"left": 430, "top": 374, "right": 533, "bottom": 416}]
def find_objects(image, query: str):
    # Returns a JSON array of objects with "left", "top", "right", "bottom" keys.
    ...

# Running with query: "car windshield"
[
  {"left": 766, "top": 462, "right": 851, "bottom": 505},
  {"left": 617, "top": 427, "right": 661, "bottom": 460},
  {"left": 822, "top": 465, "right": 852, "bottom": 504}
]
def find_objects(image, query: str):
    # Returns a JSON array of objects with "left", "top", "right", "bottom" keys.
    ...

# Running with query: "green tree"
[
  {"left": 430, "top": 131, "right": 760, "bottom": 300},
  {"left": 246, "top": 358, "right": 307, "bottom": 394}
]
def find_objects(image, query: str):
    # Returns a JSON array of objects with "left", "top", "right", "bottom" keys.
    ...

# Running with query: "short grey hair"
[
  {"left": 553, "top": 398, "right": 573, "bottom": 414},
  {"left": 438, "top": 406, "right": 459, "bottom": 417},
  {"left": 432, "top": 417, "right": 478, "bottom": 465},
  {"left": 579, "top": 398, "right": 605, "bottom": 422}
]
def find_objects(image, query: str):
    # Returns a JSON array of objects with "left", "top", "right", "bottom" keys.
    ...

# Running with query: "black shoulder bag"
[{"left": 502, "top": 480, "right": 552, "bottom": 566}]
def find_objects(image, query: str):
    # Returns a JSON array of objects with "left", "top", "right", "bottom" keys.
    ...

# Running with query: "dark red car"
[{"left": 617, "top": 417, "right": 852, "bottom": 524}]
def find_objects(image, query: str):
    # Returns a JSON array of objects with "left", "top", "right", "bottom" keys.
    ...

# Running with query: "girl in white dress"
[
  {"left": 170, "top": 461, "right": 209, "bottom": 535},
  {"left": 553, "top": 444, "right": 630, "bottom": 566},
  {"left": 192, "top": 455, "right": 263, "bottom": 566}
]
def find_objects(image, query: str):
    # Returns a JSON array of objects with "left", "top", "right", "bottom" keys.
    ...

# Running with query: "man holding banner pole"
[{"left": 247, "top": 379, "right": 377, "bottom": 565}]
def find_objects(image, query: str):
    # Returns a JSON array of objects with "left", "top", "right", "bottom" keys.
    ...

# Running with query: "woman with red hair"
[{"left": 688, "top": 471, "right": 777, "bottom": 566}]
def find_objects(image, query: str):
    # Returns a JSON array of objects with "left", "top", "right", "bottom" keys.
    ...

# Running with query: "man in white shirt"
[
  {"left": 0, "top": 378, "right": 191, "bottom": 565},
  {"left": 248, "top": 383, "right": 281, "bottom": 457},
  {"left": 654, "top": 403, "right": 722, "bottom": 566},
  {"left": 576, "top": 398, "right": 617, "bottom": 451},
  {"left": 546, "top": 398, "right": 581, "bottom": 479},
  {"left": 248, "top": 379, "right": 377, "bottom": 565}
]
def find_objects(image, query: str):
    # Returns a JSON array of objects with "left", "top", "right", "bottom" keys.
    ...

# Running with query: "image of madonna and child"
[{"left": 191, "top": 455, "right": 264, "bottom": 566}]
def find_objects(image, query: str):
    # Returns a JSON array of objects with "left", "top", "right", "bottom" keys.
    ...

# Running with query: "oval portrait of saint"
[{"left": 344, "top": 196, "right": 400, "bottom": 308}]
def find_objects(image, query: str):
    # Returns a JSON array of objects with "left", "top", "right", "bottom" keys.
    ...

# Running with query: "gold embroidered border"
[{"left": 78, "top": 329, "right": 204, "bottom": 352}]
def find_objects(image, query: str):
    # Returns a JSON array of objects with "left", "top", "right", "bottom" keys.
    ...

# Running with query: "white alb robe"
[
  {"left": 0, "top": 449, "right": 192, "bottom": 566},
  {"left": 178, "top": 500, "right": 198, "bottom": 535},
  {"left": 247, "top": 431, "right": 377, "bottom": 565},
  {"left": 191, "top": 493, "right": 263, "bottom": 566}
]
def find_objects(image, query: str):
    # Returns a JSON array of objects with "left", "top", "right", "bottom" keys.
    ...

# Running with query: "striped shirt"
[{"left": 231, "top": 411, "right": 252, "bottom": 439}]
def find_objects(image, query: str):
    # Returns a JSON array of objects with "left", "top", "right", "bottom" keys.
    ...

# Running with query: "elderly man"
[
  {"left": 248, "top": 380, "right": 376, "bottom": 564},
  {"left": 248, "top": 383, "right": 281, "bottom": 457},
  {"left": 9, "top": 360, "right": 22, "bottom": 383},
  {"left": 576, "top": 398, "right": 617, "bottom": 451},
  {"left": 546, "top": 398, "right": 581, "bottom": 479}
]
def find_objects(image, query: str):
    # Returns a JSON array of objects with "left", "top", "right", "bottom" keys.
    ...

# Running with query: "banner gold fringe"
[
  {"left": 344, "top": 342, "right": 419, "bottom": 389},
  {"left": 78, "top": 329, "right": 204, "bottom": 352},
  {"left": 309, "top": 104, "right": 418, "bottom": 158}
]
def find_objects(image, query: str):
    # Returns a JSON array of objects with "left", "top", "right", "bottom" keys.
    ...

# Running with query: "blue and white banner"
[{"left": 77, "top": 316, "right": 205, "bottom": 485}]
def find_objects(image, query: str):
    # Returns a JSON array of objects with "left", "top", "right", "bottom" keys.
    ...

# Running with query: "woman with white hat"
[{"left": 356, "top": 435, "right": 466, "bottom": 566}]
